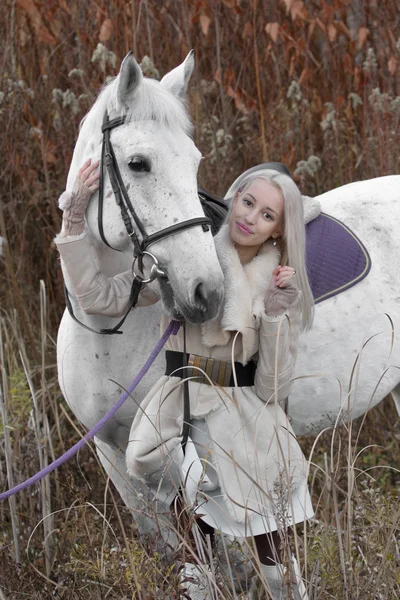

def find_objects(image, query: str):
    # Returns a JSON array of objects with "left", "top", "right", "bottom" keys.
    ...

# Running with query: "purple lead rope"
[{"left": 0, "top": 319, "right": 181, "bottom": 501}]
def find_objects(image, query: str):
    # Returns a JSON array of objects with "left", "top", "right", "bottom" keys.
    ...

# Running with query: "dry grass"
[
  {"left": 1, "top": 0, "right": 400, "bottom": 598},
  {"left": 0, "top": 301, "right": 399, "bottom": 598}
]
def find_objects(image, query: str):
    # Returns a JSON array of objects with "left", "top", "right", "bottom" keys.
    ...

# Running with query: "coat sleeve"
[
  {"left": 54, "top": 229, "right": 160, "bottom": 317},
  {"left": 254, "top": 298, "right": 301, "bottom": 406}
]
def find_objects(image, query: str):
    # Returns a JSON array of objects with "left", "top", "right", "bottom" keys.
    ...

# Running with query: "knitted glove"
[
  {"left": 58, "top": 160, "right": 99, "bottom": 236},
  {"left": 264, "top": 275, "right": 300, "bottom": 317}
]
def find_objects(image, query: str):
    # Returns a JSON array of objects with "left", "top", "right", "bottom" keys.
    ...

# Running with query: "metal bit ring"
[{"left": 132, "top": 251, "right": 167, "bottom": 284}]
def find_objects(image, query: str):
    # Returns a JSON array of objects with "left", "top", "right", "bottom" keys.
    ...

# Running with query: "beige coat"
[{"left": 55, "top": 225, "right": 310, "bottom": 526}]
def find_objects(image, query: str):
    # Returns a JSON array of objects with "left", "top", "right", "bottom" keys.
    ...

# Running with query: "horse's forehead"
[{"left": 116, "top": 121, "right": 195, "bottom": 151}]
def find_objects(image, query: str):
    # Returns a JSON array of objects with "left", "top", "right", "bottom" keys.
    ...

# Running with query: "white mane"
[{"left": 80, "top": 75, "right": 192, "bottom": 148}]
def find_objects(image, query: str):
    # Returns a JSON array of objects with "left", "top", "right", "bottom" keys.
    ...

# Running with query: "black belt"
[{"left": 165, "top": 350, "right": 255, "bottom": 387}]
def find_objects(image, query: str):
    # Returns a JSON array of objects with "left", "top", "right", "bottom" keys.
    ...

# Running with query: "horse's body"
[
  {"left": 57, "top": 53, "right": 400, "bottom": 536},
  {"left": 293, "top": 175, "right": 400, "bottom": 434}
]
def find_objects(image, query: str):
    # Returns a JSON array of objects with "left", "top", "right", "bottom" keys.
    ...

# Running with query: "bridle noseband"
[{"left": 65, "top": 111, "right": 213, "bottom": 335}]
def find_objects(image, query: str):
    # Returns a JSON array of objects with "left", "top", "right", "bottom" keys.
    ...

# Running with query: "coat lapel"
[{"left": 201, "top": 224, "right": 280, "bottom": 363}]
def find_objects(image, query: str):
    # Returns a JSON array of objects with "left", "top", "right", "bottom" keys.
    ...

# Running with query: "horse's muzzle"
[
  {"left": 184, "top": 281, "right": 223, "bottom": 324},
  {"left": 158, "top": 277, "right": 223, "bottom": 325}
]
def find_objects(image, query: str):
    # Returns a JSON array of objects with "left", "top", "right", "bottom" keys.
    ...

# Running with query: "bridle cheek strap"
[{"left": 99, "top": 112, "right": 212, "bottom": 257}]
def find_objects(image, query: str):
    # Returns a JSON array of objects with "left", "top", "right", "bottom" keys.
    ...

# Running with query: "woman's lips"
[{"left": 236, "top": 222, "right": 253, "bottom": 235}]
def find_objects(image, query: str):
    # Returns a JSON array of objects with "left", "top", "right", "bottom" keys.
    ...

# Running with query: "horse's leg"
[
  {"left": 94, "top": 436, "right": 178, "bottom": 556},
  {"left": 390, "top": 384, "right": 400, "bottom": 417}
]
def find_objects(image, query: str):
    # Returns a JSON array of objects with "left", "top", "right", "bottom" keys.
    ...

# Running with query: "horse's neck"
[{"left": 67, "top": 128, "right": 102, "bottom": 190}]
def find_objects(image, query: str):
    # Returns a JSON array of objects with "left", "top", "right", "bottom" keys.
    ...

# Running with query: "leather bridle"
[
  {"left": 65, "top": 111, "right": 213, "bottom": 335},
  {"left": 99, "top": 113, "right": 212, "bottom": 263}
]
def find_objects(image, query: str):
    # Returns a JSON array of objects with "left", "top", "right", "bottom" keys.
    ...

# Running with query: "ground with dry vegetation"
[{"left": 1, "top": 1, "right": 399, "bottom": 598}]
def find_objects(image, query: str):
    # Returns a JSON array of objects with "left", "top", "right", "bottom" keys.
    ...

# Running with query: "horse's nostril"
[{"left": 194, "top": 282, "right": 207, "bottom": 309}]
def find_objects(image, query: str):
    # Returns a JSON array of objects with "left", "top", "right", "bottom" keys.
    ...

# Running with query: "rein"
[{"left": 0, "top": 320, "right": 181, "bottom": 501}]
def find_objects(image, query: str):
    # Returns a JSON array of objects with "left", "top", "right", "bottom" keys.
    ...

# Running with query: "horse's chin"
[
  {"left": 158, "top": 279, "right": 216, "bottom": 325},
  {"left": 157, "top": 279, "right": 180, "bottom": 319}
]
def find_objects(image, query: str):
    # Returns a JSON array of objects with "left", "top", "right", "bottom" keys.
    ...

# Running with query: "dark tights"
[
  {"left": 174, "top": 495, "right": 282, "bottom": 567},
  {"left": 253, "top": 530, "right": 282, "bottom": 566},
  {"left": 196, "top": 518, "right": 282, "bottom": 566}
]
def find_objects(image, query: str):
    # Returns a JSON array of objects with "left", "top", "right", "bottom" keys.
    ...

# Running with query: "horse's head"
[{"left": 68, "top": 52, "right": 224, "bottom": 324}]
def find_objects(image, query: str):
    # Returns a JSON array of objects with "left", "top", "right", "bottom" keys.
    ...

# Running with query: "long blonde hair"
[{"left": 226, "top": 169, "right": 314, "bottom": 331}]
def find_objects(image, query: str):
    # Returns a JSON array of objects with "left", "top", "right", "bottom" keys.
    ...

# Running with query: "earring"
[{"left": 273, "top": 238, "right": 277, "bottom": 246}]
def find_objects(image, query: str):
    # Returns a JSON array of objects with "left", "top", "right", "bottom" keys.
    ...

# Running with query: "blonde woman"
[{"left": 56, "top": 162, "right": 314, "bottom": 599}]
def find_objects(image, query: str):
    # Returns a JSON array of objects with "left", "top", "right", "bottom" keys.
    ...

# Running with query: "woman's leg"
[
  {"left": 196, "top": 517, "right": 216, "bottom": 547},
  {"left": 172, "top": 494, "right": 216, "bottom": 550},
  {"left": 173, "top": 495, "right": 214, "bottom": 599},
  {"left": 253, "top": 530, "right": 309, "bottom": 599},
  {"left": 253, "top": 530, "right": 282, "bottom": 565}
]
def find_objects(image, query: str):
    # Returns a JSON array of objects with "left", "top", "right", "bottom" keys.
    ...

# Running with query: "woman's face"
[{"left": 228, "top": 178, "right": 284, "bottom": 248}]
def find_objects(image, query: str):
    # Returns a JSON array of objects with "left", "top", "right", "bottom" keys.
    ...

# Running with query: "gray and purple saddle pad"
[{"left": 305, "top": 212, "right": 371, "bottom": 304}]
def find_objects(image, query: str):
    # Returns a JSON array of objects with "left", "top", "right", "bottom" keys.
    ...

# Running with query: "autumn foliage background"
[
  {"left": 0, "top": 0, "right": 400, "bottom": 598},
  {"left": 1, "top": 0, "right": 400, "bottom": 325}
]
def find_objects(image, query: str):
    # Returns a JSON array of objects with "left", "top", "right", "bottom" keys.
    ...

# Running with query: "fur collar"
[{"left": 201, "top": 224, "right": 280, "bottom": 363}]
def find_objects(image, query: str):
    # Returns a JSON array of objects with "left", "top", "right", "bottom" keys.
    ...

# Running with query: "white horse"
[
  {"left": 58, "top": 52, "right": 400, "bottom": 540},
  {"left": 57, "top": 52, "right": 224, "bottom": 535}
]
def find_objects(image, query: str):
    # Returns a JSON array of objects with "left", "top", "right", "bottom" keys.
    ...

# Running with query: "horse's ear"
[
  {"left": 160, "top": 50, "right": 194, "bottom": 101},
  {"left": 117, "top": 52, "right": 143, "bottom": 107}
]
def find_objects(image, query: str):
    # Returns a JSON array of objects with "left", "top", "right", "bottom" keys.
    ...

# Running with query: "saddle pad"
[{"left": 306, "top": 213, "right": 371, "bottom": 304}]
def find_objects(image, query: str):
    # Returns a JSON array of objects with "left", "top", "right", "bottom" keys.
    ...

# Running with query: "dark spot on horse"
[
  {"left": 120, "top": 231, "right": 124, "bottom": 237},
  {"left": 104, "top": 351, "right": 109, "bottom": 356},
  {"left": 173, "top": 217, "right": 178, "bottom": 223},
  {"left": 106, "top": 191, "right": 112, "bottom": 199},
  {"left": 95, "top": 353, "right": 99, "bottom": 359},
  {"left": 126, "top": 183, "right": 131, "bottom": 191}
]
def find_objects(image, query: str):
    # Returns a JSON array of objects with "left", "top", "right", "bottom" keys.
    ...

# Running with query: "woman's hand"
[
  {"left": 78, "top": 159, "right": 101, "bottom": 193},
  {"left": 58, "top": 159, "right": 100, "bottom": 236},
  {"left": 264, "top": 265, "right": 299, "bottom": 317}
]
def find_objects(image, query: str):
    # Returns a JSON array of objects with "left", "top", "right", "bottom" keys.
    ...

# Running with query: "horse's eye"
[{"left": 128, "top": 157, "right": 151, "bottom": 173}]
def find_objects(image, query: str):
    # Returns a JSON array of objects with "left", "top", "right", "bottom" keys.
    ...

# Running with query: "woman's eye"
[
  {"left": 243, "top": 198, "right": 252, "bottom": 206},
  {"left": 128, "top": 157, "right": 151, "bottom": 173},
  {"left": 263, "top": 212, "right": 273, "bottom": 220}
]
